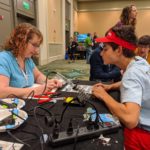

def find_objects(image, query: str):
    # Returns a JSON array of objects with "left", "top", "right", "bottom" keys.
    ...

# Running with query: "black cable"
[
  {"left": 33, "top": 107, "right": 46, "bottom": 148},
  {"left": 22, "top": 137, "right": 38, "bottom": 142},
  {"left": 6, "top": 109, "right": 44, "bottom": 148},
  {"left": 11, "top": 111, "right": 27, "bottom": 122},
  {"left": 21, "top": 129, "right": 40, "bottom": 139},
  {"left": 39, "top": 70, "right": 56, "bottom": 97},
  {"left": 6, "top": 94, "right": 24, "bottom": 99},
  {"left": 26, "top": 71, "right": 52, "bottom": 112},
  {"left": 33, "top": 106, "right": 45, "bottom": 150},
  {"left": 28, "top": 102, "right": 56, "bottom": 115},
  {"left": 55, "top": 95, "right": 93, "bottom": 125},
  {"left": 86, "top": 101, "right": 99, "bottom": 121},
  {"left": 6, "top": 91, "right": 36, "bottom": 112},
  {"left": 55, "top": 98, "right": 75, "bottom": 124},
  {"left": 72, "top": 119, "right": 85, "bottom": 150},
  {"left": 73, "top": 124, "right": 80, "bottom": 150},
  {"left": 85, "top": 100, "right": 103, "bottom": 124},
  {"left": 31, "top": 71, "right": 54, "bottom": 106},
  {"left": 33, "top": 106, "right": 54, "bottom": 150},
  {"left": 6, "top": 130, "right": 32, "bottom": 149},
  {"left": 49, "top": 87, "right": 102, "bottom": 148},
  {"left": 19, "top": 90, "right": 35, "bottom": 113},
  {"left": 41, "top": 72, "right": 49, "bottom": 95},
  {"left": 25, "top": 90, "right": 35, "bottom": 101}
]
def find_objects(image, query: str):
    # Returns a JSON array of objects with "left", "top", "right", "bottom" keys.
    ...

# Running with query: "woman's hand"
[
  {"left": 32, "top": 79, "right": 62, "bottom": 95},
  {"left": 33, "top": 84, "right": 49, "bottom": 95},
  {"left": 46, "top": 79, "right": 63, "bottom": 90}
]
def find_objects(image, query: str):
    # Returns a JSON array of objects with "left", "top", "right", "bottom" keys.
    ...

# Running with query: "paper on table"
[{"left": 0, "top": 140, "right": 24, "bottom": 150}]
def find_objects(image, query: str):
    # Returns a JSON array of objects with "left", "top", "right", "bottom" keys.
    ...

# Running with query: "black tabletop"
[{"left": 0, "top": 81, "right": 124, "bottom": 150}]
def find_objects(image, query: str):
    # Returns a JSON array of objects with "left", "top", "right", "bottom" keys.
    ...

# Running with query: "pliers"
[{"left": 33, "top": 92, "right": 61, "bottom": 104}]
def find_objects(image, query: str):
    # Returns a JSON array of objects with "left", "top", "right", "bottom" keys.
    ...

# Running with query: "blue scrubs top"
[{"left": 0, "top": 51, "right": 35, "bottom": 88}]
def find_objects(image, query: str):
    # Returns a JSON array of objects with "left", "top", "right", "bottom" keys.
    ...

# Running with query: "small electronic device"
[{"left": 91, "top": 113, "right": 121, "bottom": 128}]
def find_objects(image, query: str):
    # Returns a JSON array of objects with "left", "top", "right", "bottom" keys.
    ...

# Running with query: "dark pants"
[
  {"left": 86, "top": 47, "right": 93, "bottom": 64},
  {"left": 69, "top": 51, "right": 75, "bottom": 60}
]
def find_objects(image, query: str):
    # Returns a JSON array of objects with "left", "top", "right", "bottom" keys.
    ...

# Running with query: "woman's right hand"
[{"left": 33, "top": 84, "right": 49, "bottom": 95}]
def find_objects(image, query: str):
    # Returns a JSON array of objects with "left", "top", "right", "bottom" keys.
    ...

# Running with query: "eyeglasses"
[{"left": 29, "top": 41, "right": 40, "bottom": 49}]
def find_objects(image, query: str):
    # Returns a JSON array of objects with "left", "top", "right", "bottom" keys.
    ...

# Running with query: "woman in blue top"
[{"left": 0, "top": 23, "right": 62, "bottom": 98}]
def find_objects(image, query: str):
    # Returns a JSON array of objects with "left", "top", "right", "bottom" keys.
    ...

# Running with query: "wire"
[
  {"left": 73, "top": 124, "right": 80, "bottom": 150},
  {"left": 26, "top": 90, "right": 35, "bottom": 101},
  {"left": 55, "top": 95, "right": 93, "bottom": 125},
  {"left": 11, "top": 111, "right": 26, "bottom": 122},
  {"left": 72, "top": 119, "right": 85, "bottom": 150},
  {"left": 26, "top": 73, "right": 53, "bottom": 112},
  {"left": 6, "top": 109, "right": 44, "bottom": 149},
  {"left": 33, "top": 106, "right": 44, "bottom": 150},
  {"left": 85, "top": 100, "right": 103, "bottom": 124},
  {"left": 33, "top": 106, "right": 51, "bottom": 133},
  {"left": 6, "top": 94, "right": 23, "bottom": 99},
  {"left": 6, "top": 91, "right": 36, "bottom": 113},
  {"left": 21, "top": 129, "right": 39, "bottom": 139},
  {"left": 39, "top": 71, "right": 55, "bottom": 97},
  {"left": 6, "top": 130, "right": 32, "bottom": 149},
  {"left": 33, "top": 106, "right": 54, "bottom": 150},
  {"left": 55, "top": 98, "right": 75, "bottom": 124}
]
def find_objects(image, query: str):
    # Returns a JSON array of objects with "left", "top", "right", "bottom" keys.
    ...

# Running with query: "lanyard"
[
  {"left": 16, "top": 58, "right": 29, "bottom": 87},
  {"left": 21, "top": 69, "right": 28, "bottom": 86}
]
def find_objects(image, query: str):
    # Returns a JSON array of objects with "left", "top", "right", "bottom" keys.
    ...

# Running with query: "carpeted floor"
[{"left": 38, "top": 59, "right": 90, "bottom": 80}]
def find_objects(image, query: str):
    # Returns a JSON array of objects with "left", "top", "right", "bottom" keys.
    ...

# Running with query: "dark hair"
[
  {"left": 2, "top": 23, "right": 43, "bottom": 57},
  {"left": 138, "top": 35, "right": 150, "bottom": 46},
  {"left": 109, "top": 25, "right": 138, "bottom": 58},
  {"left": 87, "top": 33, "right": 91, "bottom": 37},
  {"left": 120, "top": 5, "right": 137, "bottom": 27}
]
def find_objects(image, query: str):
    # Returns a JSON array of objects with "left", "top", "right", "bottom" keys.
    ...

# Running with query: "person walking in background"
[
  {"left": 92, "top": 32, "right": 98, "bottom": 50},
  {"left": 92, "top": 25, "right": 150, "bottom": 150},
  {"left": 137, "top": 35, "right": 150, "bottom": 63},
  {"left": 68, "top": 36, "right": 78, "bottom": 63},
  {"left": 70, "top": 36, "right": 78, "bottom": 63},
  {"left": 85, "top": 33, "right": 93, "bottom": 64},
  {"left": 67, "top": 37, "right": 72, "bottom": 63},
  {"left": 0, "top": 23, "right": 62, "bottom": 98}
]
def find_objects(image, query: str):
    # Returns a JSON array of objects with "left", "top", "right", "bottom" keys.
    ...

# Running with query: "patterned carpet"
[{"left": 38, "top": 59, "right": 90, "bottom": 80}]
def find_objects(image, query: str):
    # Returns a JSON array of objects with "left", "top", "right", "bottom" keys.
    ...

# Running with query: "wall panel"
[{"left": 78, "top": 10, "right": 150, "bottom": 37}]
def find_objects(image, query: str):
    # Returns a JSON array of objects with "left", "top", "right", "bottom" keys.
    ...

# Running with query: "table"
[{"left": 0, "top": 81, "right": 124, "bottom": 150}]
